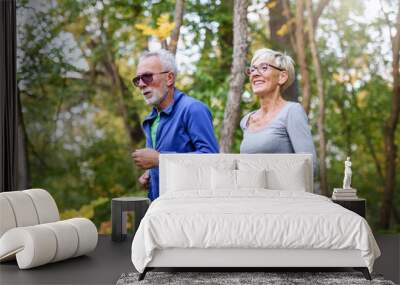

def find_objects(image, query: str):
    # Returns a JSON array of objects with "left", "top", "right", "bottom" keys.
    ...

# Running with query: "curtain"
[{"left": 0, "top": 0, "right": 18, "bottom": 192}]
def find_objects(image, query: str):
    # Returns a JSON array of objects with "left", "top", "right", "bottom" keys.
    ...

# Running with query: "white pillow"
[
  {"left": 167, "top": 163, "right": 210, "bottom": 191},
  {"left": 236, "top": 169, "right": 267, "bottom": 189},
  {"left": 266, "top": 164, "right": 306, "bottom": 191},
  {"left": 211, "top": 168, "right": 236, "bottom": 190},
  {"left": 211, "top": 169, "right": 268, "bottom": 190},
  {"left": 166, "top": 160, "right": 236, "bottom": 192},
  {"left": 237, "top": 159, "right": 307, "bottom": 191}
]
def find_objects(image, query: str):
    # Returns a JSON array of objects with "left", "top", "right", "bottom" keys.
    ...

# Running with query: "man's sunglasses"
[{"left": 132, "top": 71, "right": 169, "bottom": 87}]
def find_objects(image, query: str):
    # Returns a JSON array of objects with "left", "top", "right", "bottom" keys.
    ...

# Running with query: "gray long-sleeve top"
[{"left": 240, "top": 102, "right": 317, "bottom": 175}]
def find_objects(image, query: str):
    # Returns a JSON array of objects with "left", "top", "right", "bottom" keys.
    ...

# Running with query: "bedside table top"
[
  {"left": 112, "top": 197, "right": 149, "bottom": 202},
  {"left": 331, "top": 198, "right": 366, "bottom": 202}
]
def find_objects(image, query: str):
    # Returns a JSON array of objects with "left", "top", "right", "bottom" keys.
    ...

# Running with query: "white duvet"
[{"left": 131, "top": 190, "right": 380, "bottom": 273}]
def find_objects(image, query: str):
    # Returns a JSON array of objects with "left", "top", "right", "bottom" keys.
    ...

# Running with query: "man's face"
[{"left": 135, "top": 56, "right": 169, "bottom": 106}]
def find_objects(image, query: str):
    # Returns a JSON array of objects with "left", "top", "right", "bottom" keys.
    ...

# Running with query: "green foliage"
[
  {"left": 60, "top": 197, "right": 108, "bottom": 221},
  {"left": 16, "top": 0, "right": 400, "bottom": 233},
  {"left": 17, "top": 0, "right": 148, "bottom": 231}
]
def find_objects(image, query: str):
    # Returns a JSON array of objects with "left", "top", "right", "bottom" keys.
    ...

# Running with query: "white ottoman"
[{"left": 0, "top": 189, "right": 98, "bottom": 269}]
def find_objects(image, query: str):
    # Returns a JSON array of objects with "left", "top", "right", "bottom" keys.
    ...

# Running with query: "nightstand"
[
  {"left": 111, "top": 197, "right": 150, "bottom": 242},
  {"left": 331, "top": 198, "right": 366, "bottom": 218}
]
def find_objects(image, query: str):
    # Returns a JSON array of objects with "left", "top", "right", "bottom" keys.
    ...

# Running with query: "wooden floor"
[{"left": 0, "top": 234, "right": 398, "bottom": 285}]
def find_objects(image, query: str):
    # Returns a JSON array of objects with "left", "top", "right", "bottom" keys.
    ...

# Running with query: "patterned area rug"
[{"left": 116, "top": 271, "right": 395, "bottom": 285}]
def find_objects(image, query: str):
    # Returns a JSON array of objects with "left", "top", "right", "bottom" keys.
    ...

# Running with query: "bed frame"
[
  {"left": 139, "top": 248, "right": 371, "bottom": 280},
  {"left": 138, "top": 154, "right": 372, "bottom": 281}
]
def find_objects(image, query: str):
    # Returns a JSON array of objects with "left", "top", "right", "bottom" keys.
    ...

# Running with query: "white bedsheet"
[{"left": 131, "top": 190, "right": 380, "bottom": 273}]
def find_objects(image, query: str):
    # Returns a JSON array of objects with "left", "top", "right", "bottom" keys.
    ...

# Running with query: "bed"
[{"left": 131, "top": 154, "right": 380, "bottom": 280}]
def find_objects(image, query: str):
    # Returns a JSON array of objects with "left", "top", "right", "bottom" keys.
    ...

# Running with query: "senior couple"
[{"left": 132, "top": 48, "right": 317, "bottom": 201}]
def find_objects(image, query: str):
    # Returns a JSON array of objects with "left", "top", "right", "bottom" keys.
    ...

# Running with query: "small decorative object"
[
  {"left": 332, "top": 157, "right": 358, "bottom": 200},
  {"left": 343, "top": 157, "right": 352, "bottom": 189}
]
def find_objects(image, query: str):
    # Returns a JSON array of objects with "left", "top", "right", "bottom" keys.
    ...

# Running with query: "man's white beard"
[{"left": 143, "top": 87, "right": 168, "bottom": 106}]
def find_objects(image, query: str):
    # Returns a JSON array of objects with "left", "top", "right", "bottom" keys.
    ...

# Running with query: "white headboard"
[{"left": 159, "top": 153, "right": 314, "bottom": 195}]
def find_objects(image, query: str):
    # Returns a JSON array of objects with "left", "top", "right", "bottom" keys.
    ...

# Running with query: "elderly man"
[{"left": 132, "top": 49, "right": 219, "bottom": 201}]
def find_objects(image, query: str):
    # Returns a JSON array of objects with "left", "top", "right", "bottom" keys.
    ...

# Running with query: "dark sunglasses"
[
  {"left": 245, "top": 63, "right": 284, "bottom": 76},
  {"left": 132, "top": 71, "right": 170, "bottom": 87}
]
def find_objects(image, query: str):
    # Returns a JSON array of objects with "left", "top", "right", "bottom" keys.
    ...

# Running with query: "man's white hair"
[
  {"left": 139, "top": 49, "right": 178, "bottom": 76},
  {"left": 251, "top": 48, "right": 295, "bottom": 91}
]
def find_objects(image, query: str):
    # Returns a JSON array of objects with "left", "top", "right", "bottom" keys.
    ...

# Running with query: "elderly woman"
[{"left": 240, "top": 48, "right": 317, "bottom": 173}]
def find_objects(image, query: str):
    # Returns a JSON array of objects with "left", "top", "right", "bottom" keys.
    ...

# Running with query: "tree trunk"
[
  {"left": 104, "top": 54, "right": 144, "bottom": 149},
  {"left": 267, "top": 0, "right": 299, "bottom": 102},
  {"left": 97, "top": 12, "right": 144, "bottom": 150},
  {"left": 217, "top": 0, "right": 234, "bottom": 75},
  {"left": 312, "top": 0, "right": 330, "bottom": 29},
  {"left": 305, "top": 0, "right": 328, "bottom": 196},
  {"left": 268, "top": 0, "right": 292, "bottom": 49},
  {"left": 219, "top": 0, "right": 249, "bottom": 153},
  {"left": 16, "top": 87, "right": 31, "bottom": 189},
  {"left": 380, "top": 1, "right": 400, "bottom": 229},
  {"left": 294, "top": 0, "right": 312, "bottom": 115},
  {"left": 169, "top": 0, "right": 185, "bottom": 55}
]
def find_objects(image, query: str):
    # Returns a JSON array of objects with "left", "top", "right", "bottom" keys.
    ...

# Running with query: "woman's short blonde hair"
[{"left": 251, "top": 48, "right": 295, "bottom": 91}]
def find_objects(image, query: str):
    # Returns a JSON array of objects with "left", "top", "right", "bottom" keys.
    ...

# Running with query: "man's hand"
[
  {"left": 132, "top": 148, "right": 160, "bottom": 169},
  {"left": 138, "top": 170, "right": 150, "bottom": 189}
]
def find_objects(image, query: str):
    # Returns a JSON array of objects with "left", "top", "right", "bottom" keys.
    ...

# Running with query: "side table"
[
  {"left": 111, "top": 197, "right": 150, "bottom": 242},
  {"left": 331, "top": 198, "right": 366, "bottom": 218}
]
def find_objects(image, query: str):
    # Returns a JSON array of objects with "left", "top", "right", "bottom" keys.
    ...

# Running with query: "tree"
[
  {"left": 17, "top": 0, "right": 149, "bottom": 229},
  {"left": 16, "top": 0, "right": 400, "bottom": 233},
  {"left": 305, "top": 0, "right": 328, "bottom": 196},
  {"left": 293, "top": 0, "right": 312, "bottom": 115},
  {"left": 16, "top": 87, "right": 30, "bottom": 189},
  {"left": 278, "top": 0, "right": 329, "bottom": 113},
  {"left": 380, "top": 0, "right": 400, "bottom": 229},
  {"left": 169, "top": 0, "right": 185, "bottom": 55},
  {"left": 219, "top": 0, "right": 249, "bottom": 153},
  {"left": 277, "top": 0, "right": 313, "bottom": 114},
  {"left": 267, "top": 0, "right": 299, "bottom": 102}
]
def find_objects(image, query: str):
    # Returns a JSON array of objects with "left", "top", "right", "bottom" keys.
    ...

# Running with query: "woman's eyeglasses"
[
  {"left": 132, "top": 71, "right": 170, "bottom": 87},
  {"left": 245, "top": 63, "right": 284, "bottom": 76}
]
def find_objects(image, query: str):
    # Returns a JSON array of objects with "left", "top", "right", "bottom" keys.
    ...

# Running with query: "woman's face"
[{"left": 248, "top": 58, "right": 286, "bottom": 96}]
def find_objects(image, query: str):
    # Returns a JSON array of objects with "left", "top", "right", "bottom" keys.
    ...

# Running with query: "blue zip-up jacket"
[{"left": 142, "top": 88, "right": 219, "bottom": 200}]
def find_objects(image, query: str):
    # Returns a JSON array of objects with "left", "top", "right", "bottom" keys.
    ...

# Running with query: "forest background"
[{"left": 15, "top": 0, "right": 400, "bottom": 233}]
